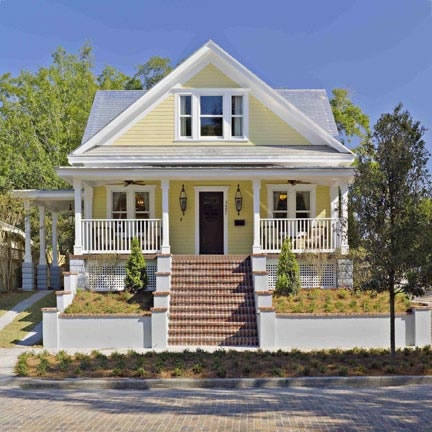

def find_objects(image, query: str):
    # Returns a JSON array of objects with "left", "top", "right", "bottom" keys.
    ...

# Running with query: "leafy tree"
[
  {"left": 124, "top": 238, "right": 148, "bottom": 293},
  {"left": 275, "top": 239, "right": 301, "bottom": 296},
  {"left": 330, "top": 88, "right": 370, "bottom": 145},
  {"left": 97, "top": 65, "right": 142, "bottom": 90},
  {"left": 351, "top": 104, "right": 431, "bottom": 355},
  {"left": 134, "top": 56, "right": 173, "bottom": 90}
]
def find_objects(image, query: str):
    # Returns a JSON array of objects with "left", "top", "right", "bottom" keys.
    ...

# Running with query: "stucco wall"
[
  {"left": 57, "top": 315, "right": 152, "bottom": 349},
  {"left": 275, "top": 314, "right": 414, "bottom": 349}
]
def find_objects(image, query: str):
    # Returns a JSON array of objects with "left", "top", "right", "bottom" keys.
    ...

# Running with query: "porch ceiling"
[{"left": 12, "top": 189, "right": 74, "bottom": 212}]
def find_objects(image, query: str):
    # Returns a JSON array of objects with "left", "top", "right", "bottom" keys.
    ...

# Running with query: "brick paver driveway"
[{"left": 0, "top": 385, "right": 431, "bottom": 431}]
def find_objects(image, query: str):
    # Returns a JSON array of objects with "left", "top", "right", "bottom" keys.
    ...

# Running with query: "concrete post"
[
  {"left": 151, "top": 308, "right": 168, "bottom": 349},
  {"left": 258, "top": 308, "right": 276, "bottom": 349},
  {"left": 252, "top": 179, "right": 261, "bottom": 254},
  {"left": 22, "top": 201, "right": 34, "bottom": 291},
  {"left": 50, "top": 211, "right": 61, "bottom": 290},
  {"left": 42, "top": 308, "right": 59, "bottom": 349},
  {"left": 37, "top": 206, "right": 48, "bottom": 290},
  {"left": 161, "top": 180, "right": 170, "bottom": 254},
  {"left": 412, "top": 308, "right": 432, "bottom": 347}
]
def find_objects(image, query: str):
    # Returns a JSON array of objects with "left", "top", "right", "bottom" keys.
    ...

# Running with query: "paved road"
[{"left": 0, "top": 385, "right": 431, "bottom": 431}]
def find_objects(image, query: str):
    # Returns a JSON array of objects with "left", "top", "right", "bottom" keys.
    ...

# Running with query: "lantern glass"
[
  {"left": 235, "top": 184, "right": 243, "bottom": 215},
  {"left": 179, "top": 184, "right": 187, "bottom": 215}
]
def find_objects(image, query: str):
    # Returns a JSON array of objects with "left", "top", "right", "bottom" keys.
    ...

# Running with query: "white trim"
[
  {"left": 266, "top": 184, "right": 317, "bottom": 219},
  {"left": 194, "top": 186, "right": 229, "bottom": 255},
  {"left": 106, "top": 185, "right": 156, "bottom": 219},
  {"left": 70, "top": 40, "right": 351, "bottom": 157},
  {"left": 174, "top": 89, "right": 249, "bottom": 141}
]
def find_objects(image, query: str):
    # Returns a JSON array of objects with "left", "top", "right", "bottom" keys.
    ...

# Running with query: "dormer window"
[
  {"left": 175, "top": 89, "right": 248, "bottom": 141},
  {"left": 200, "top": 96, "right": 223, "bottom": 137}
]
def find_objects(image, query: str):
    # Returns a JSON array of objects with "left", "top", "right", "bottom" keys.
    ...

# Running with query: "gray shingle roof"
[{"left": 81, "top": 88, "right": 339, "bottom": 145}]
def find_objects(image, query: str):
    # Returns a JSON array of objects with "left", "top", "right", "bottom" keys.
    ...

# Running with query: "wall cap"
[
  {"left": 259, "top": 307, "right": 275, "bottom": 312},
  {"left": 42, "top": 307, "right": 58, "bottom": 312},
  {"left": 63, "top": 272, "right": 78, "bottom": 276},
  {"left": 253, "top": 271, "right": 268, "bottom": 276},
  {"left": 60, "top": 313, "right": 150, "bottom": 318},
  {"left": 276, "top": 312, "right": 409, "bottom": 318},
  {"left": 153, "top": 291, "right": 170, "bottom": 296},
  {"left": 55, "top": 290, "right": 72, "bottom": 296},
  {"left": 155, "top": 272, "right": 171, "bottom": 276},
  {"left": 256, "top": 290, "right": 273, "bottom": 295},
  {"left": 151, "top": 307, "right": 168, "bottom": 312}
]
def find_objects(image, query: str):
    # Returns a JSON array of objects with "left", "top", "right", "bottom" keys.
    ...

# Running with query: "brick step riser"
[
  {"left": 169, "top": 324, "right": 257, "bottom": 331},
  {"left": 171, "top": 288, "right": 253, "bottom": 294},
  {"left": 169, "top": 307, "right": 255, "bottom": 313},
  {"left": 170, "top": 301, "right": 255, "bottom": 307},
  {"left": 169, "top": 332, "right": 258, "bottom": 338},
  {"left": 170, "top": 292, "right": 254, "bottom": 298},
  {"left": 171, "top": 277, "right": 252, "bottom": 282},
  {"left": 168, "top": 338, "right": 258, "bottom": 346},
  {"left": 172, "top": 264, "right": 250, "bottom": 270},
  {"left": 169, "top": 314, "right": 256, "bottom": 321}
]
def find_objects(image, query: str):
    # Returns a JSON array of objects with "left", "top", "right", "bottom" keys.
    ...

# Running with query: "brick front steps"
[{"left": 168, "top": 255, "right": 258, "bottom": 347}]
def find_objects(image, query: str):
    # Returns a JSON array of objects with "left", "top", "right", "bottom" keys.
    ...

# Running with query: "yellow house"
[{"left": 16, "top": 41, "right": 355, "bottom": 346}]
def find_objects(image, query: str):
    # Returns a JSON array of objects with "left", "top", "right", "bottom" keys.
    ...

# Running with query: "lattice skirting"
[
  {"left": 267, "top": 261, "right": 336, "bottom": 289},
  {"left": 86, "top": 260, "right": 156, "bottom": 291}
]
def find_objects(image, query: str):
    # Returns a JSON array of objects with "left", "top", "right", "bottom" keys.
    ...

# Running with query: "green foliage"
[
  {"left": 124, "top": 238, "right": 148, "bottom": 293},
  {"left": 330, "top": 88, "right": 370, "bottom": 145},
  {"left": 134, "top": 56, "right": 173, "bottom": 90},
  {"left": 275, "top": 239, "right": 301, "bottom": 296},
  {"left": 351, "top": 104, "right": 431, "bottom": 353}
]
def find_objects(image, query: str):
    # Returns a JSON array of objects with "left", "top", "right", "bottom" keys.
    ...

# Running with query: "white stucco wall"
[
  {"left": 57, "top": 315, "right": 152, "bottom": 349},
  {"left": 275, "top": 314, "right": 415, "bottom": 350}
]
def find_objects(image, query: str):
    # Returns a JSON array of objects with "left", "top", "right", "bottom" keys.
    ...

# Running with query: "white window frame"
[
  {"left": 106, "top": 185, "right": 156, "bottom": 219},
  {"left": 174, "top": 88, "right": 249, "bottom": 141},
  {"left": 179, "top": 95, "right": 192, "bottom": 138},
  {"left": 266, "top": 184, "right": 316, "bottom": 219}
]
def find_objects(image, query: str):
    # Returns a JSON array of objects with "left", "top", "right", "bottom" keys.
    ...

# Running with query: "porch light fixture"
[
  {"left": 179, "top": 184, "right": 187, "bottom": 215},
  {"left": 235, "top": 184, "right": 243, "bottom": 215}
]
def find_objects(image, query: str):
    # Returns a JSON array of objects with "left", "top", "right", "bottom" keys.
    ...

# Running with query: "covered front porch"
[{"left": 56, "top": 169, "right": 351, "bottom": 257}]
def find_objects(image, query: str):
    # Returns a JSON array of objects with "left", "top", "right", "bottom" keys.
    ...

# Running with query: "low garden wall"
[
  {"left": 257, "top": 308, "right": 431, "bottom": 350},
  {"left": 43, "top": 312, "right": 152, "bottom": 349}
]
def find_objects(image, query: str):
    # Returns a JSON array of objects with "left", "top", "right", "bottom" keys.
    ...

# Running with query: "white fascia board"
[
  {"left": 56, "top": 167, "right": 355, "bottom": 185},
  {"left": 68, "top": 154, "right": 355, "bottom": 166},
  {"left": 72, "top": 40, "right": 350, "bottom": 157},
  {"left": 12, "top": 189, "right": 75, "bottom": 201}
]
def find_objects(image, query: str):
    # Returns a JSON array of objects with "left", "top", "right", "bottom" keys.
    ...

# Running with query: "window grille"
[
  {"left": 86, "top": 261, "right": 156, "bottom": 291},
  {"left": 266, "top": 262, "right": 336, "bottom": 289}
]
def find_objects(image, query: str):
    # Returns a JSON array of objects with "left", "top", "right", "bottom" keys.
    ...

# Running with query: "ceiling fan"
[
  {"left": 287, "top": 180, "right": 311, "bottom": 186},
  {"left": 105, "top": 180, "right": 147, "bottom": 187}
]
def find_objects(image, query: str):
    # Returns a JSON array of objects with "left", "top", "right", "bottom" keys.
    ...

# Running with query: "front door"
[{"left": 199, "top": 192, "right": 224, "bottom": 254}]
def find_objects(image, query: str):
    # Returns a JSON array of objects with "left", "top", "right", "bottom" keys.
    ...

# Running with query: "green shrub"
[
  {"left": 37, "top": 358, "right": 49, "bottom": 376},
  {"left": 15, "top": 353, "right": 30, "bottom": 376},
  {"left": 192, "top": 363, "right": 203, "bottom": 374},
  {"left": 125, "top": 238, "right": 148, "bottom": 293},
  {"left": 275, "top": 239, "right": 301, "bottom": 296},
  {"left": 135, "top": 367, "right": 146, "bottom": 377}
]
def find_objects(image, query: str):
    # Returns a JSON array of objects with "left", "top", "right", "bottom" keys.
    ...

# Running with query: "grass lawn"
[
  {"left": 0, "top": 291, "right": 35, "bottom": 319},
  {"left": 274, "top": 289, "right": 412, "bottom": 314},
  {"left": 0, "top": 292, "right": 56, "bottom": 347},
  {"left": 16, "top": 347, "right": 432, "bottom": 378},
  {"left": 64, "top": 290, "right": 153, "bottom": 315}
]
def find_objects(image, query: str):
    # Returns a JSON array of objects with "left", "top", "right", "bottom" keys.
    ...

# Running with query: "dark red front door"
[{"left": 199, "top": 192, "right": 224, "bottom": 254}]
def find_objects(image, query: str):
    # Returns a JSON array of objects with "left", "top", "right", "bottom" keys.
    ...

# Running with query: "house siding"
[
  {"left": 183, "top": 63, "right": 240, "bottom": 88},
  {"left": 92, "top": 180, "right": 330, "bottom": 254},
  {"left": 111, "top": 65, "right": 310, "bottom": 146}
]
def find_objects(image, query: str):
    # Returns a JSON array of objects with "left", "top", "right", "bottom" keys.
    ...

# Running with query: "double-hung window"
[
  {"left": 176, "top": 91, "right": 247, "bottom": 140},
  {"left": 200, "top": 96, "right": 223, "bottom": 137},
  {"left": 268, "top": 185, "right": 316, "bottom": 220},
  {"left": 108, "top": 186, "right": 155, "bottom": 219},
  {"left": 179, "top": 95, "right": 192, "bottom": 138},
  {"left": 272, "top": 192, "right": 288, "bottom": 218}
]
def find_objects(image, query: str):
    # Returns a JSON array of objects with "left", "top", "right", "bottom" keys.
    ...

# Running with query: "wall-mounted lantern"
[
  {"left": 235, "top": 184, "right": 243, "bottom": 216},
  {"left": 179, "top": 184, "right": 187, "bottom": 215}
]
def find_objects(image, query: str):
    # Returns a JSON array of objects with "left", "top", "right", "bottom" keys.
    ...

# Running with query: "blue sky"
[{"left": 1, "top": 0, "right": 431, "bottom": 152}]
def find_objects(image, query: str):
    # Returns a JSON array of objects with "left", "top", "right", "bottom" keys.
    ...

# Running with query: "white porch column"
[
  {"left": 73, "top": 178, "right": 82, "bottom": 255},
  {"left": 339, "top": 182, "right": 349, "bottom": 255},
  {"left": 330, "top": 184, "right": 340, "bottom": 250},
  {"left": 161, "top": 179, "right": 170, "bottom": 254},
  {"left": 22, "top": 201, "right": 33, "bottom": 291},
  {"left": 252, "top": 179, "right": 261, "bottom": 254},
  {"left": 38, "top": 206, "right": 46, "bottom": 266},
  {"left": 84, "top": 186, "right": 93, "bottom": 219},
  {"left": 50, "top": 211, "right": 61, "bottom": 290},
  {"left": 51, "top": 212, "right": 58, "bottom": 267},
  {"left": 37, "top": 206, "right": 48, "bottom": 290}
]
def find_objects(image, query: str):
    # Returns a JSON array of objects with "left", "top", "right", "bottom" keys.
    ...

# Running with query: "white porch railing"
[
  {"left": 260, "top": 218, "right": 341, "bottom": 253},
  {"left": 81, "top": 219, "right": 161, "bottom": 254}
]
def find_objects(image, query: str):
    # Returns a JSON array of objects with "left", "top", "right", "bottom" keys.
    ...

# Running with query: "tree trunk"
[{"left": 389, "top": 271, "right": 396, "bottom": 356}]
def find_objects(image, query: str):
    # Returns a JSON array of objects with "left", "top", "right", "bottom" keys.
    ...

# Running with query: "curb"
[{"left": 3, "top": 375, "right": 432, "bottom": 390}]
